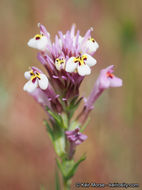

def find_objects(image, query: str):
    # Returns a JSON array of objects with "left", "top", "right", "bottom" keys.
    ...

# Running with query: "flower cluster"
[
  {"left": 24, "top": 23, "right": 100, "bottom": 113},
  {"left": 24, "top": 23, "right": 122, "bottom": 151}
]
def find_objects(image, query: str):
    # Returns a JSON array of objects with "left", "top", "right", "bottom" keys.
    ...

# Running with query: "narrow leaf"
[
  {"left": 44, "top": 120, "right": 54, "bottom": 141},
  {"left": 66, "top": 154, "right": 86, "bottom": 180},
  {"left": 55, "top": 169, "right": 60, "bottom": 190}
]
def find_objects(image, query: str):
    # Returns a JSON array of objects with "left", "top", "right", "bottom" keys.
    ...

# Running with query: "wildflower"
[
  {"left": 77, "top": 36, "right": 99, "bottom": 54},
  {"left": 65, "top": 128, "right": 87, "bottom": 159},
  {"left": 82, "top": 65, "right": 122, "bottom": 120},
  {"left": 55, "top": 57, "right": 65, "bottom": 71},
  {"left": 96, "top": 65, "right": 123, "bottom": 89},
  {"left": 65, "top": 54, "right": 97, "bottom": 76},
  {"left": 27, "top": 34, "right": 50, "bottom": 51},
  {"left": 65, "top": 128, "right": 87, "bottom": 145},
  {"left": 23, "top": 67, "right": 48, "bottom": 93},
  {"left": 85, "top": 37, "right": 99, "bottom": 54}
]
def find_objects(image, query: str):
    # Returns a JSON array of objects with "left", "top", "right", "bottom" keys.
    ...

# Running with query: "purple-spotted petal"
[
  {"left": 23, "top": 80, "right": 38, "bottom": 93},
  {"left": 27, "top": 36, "right": 48, "bottom": 51}
]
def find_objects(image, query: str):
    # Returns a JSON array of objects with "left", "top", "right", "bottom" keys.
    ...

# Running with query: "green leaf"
[
  {"left": 68, "top": 97, "right": 83, "bottom": 119},
  {"left": 69, "top": 120, "right": 81, "bottom": 131},
  {"left": 53, "top": 130, "right": 66, "bottom": 157},
  {"left": 55, "top": 169, "right": 60, "bottom": 190},
  {"left": 47, "top": 109, "right": 61, "bottom": 126},
  {"left": 56, "top": 158, "right": 64, "bottom": 175},
  {"left": 56, "top": 155, "right": 86, "bottom": 181},
  {"left": 65, "top": 154, "right": 86, "bottom": 181},
  {"left": 46, "top": 107, "right": 67, "bottom": 130},
  {"left": 44, "top": 120, "right": 54, "bottom": 141},
  {"left": 60, "top": 113, "right": 68, "bottom": 129},
  {"left": 44, "top": 120, "right": 66, "bottom": 158}
]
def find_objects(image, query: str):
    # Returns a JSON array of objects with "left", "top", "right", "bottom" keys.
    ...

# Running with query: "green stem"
[{"left": 63, "top": 179, "right": 71, "bottom": 190}]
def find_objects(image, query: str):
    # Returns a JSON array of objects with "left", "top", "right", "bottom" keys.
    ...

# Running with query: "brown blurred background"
[{"left": 0, "top": 0, "right": 142, "bottom": 189}]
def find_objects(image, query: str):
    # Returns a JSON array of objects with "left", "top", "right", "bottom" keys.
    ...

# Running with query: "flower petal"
[
  {"left": 99, "top": 76, "right": 110, "bottom": 89},
  {"left": 23, "top": 80, "right": 38, "bottom": 93},
  {"left": 109, "top": 76, "right": 123, "bottom": 87},
  {"left": 27, "top": 36, "right": 48, "bottom": 51},
  {"left": 77, "top": 64, "right": 91, "bottom": 76},
  {"left": 65, "top": 57, "right": 78, "bottom": 73},
  {"left": 38, "top": 74, "right": 48, "bottom": 90},
  {"left": 24, "top": 71, "right": 31, "bottom": 80},
  {"left": 86, "top": 40, "right": 99, "bottom": 54},
  {"left": 84, "top": 53, "right": 97, "bottom": 67}
]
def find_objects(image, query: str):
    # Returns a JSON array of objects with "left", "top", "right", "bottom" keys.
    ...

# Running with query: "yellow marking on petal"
[
  {"left": 30, "top": 70, "right": 41, "bottom": 81},
  {"left": 73, "top": 55, "right": 87, "bottom": 66},
  {"left": 34, "top": 34, "right": 43, "bottom": 40},
  {"left": 89, "top": 37, "right": 95, "bottom": 43},
  {"left": 55, "top": 58, "right": 65, "bottom": 70}
]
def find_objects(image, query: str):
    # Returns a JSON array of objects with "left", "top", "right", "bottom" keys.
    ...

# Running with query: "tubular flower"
[
  {"left": 55, "top": 57, "right": 65, "bottom": 71},
  {"left": 85, "top": 37, "right": 99, "bottom": 54},
  {"left": 27, "top": 34, "right": 50, "bottom": 51},
  {"left": 83, "top": 65, "right": 123, "bottom": 117},
  {"left": 23, "top": 67, "right": 48, "bottom": 93},
  {"left": 65, "top": 128, "right": 87, "bottom": 159},
  {"left": 96, "top": 65, "right": 122, "bottom": 89},
  {"left": 65, "top": 128, "right": 87, "bottom": 145},
  {"left": 65, "top": 54, "right": 97, "bottom": 76},
  {"left": 77, "top": 36, "right": 99, "bottom": 54}
]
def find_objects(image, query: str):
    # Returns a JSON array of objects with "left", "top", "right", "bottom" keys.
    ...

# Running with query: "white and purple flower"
[
  {"left": 55, "top": 57, "right": 65, "bottom": 71},
  {"left": 23, "top": 67, "right": 48, "bottom": 93},
  {"left": 27, "top": 34, "right": 50, "bottom": 51},
  {"left": 65, "top": 54, "right": 97, "bottom": 76}
]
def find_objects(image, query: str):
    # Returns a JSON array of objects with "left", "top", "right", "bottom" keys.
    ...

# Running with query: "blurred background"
[{"left": 0, "top": 0, "right": 142, "bottom": 189}]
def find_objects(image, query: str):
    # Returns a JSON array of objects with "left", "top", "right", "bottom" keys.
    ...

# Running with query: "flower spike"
[{"left": 24, "top": 24, "right": 123, "bottom": 188}]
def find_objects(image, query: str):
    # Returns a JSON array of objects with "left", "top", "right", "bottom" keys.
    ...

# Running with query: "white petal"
[
  {"left": 27, "top": 36, "right": 48, "bottom": 51},
  {"left": 84, "top": 53, "right": 97, "bottom": 67},
  {"left": 55, "top": 62, "right": 61, "bottom": 71},
  {"left": 23, "top": 80, "right": 38, "bottom": 93},
  {"left": 65, "top": 57, "right": 78, "bottom": 73},
  {"left": 77, "top": 64, "right": 91, "bottom": 76},
  {"left": 24, "top": 71, "right": 31, "bottom": 80},
  {"left": 38, "top": 74, "right": 48, "bottom": 90},
  {"left": 86, "top": 40, "right": 99, "bottom": 54}
]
